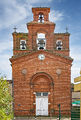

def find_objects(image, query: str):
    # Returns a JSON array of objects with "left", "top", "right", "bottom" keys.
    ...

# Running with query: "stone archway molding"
[{"left": 30, "top": 72, "right": 54, "bottom": 85}]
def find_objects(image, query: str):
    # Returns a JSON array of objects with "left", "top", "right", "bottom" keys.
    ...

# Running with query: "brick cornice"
[
  {"left": 27, "top": 21, "right": 55, "bottom": 26},
  {"left": 54, "top": 33, "right": 70, "bottom": 36},
  {"left": 10, "top": 50, "right": 73, "bottom": 63}
]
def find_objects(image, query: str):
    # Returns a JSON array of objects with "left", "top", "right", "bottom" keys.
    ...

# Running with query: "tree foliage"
[{"left": 0, "top": 77, "right": 13, "bottom": 120}]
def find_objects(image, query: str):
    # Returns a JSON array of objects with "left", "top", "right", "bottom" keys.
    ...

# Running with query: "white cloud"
[
  {"left": 0, "top": 0, "right": 30, "bottom": 30},
  {"left": 17, "top": 23, "right": 28, "bottom": 33},
  {"left": 0, "top": 0, "right": 64, "bottom": 32},
  {"left": 70, "top": 45, "right": 81, "bottom": 83},
  {"left": 0, "top": 39, "right": 12, "bottom": 79},
  {"left": 71, "top": 65, "right": 80, "bottom": 83},
  {"left": 0, "top": 41, "right": 13, "bottom": 54},
  {"left": 49, "top": 10, "right": 64, "bottom": 22},
  {"left": 26, "top": 0, "right": 52, "bottom": 4},
  {"left": 0, "top": 54, "right": 12, "bottom": 79},
  {"left": 0, "top": 0, "right": 54, "bottom": 30},
  {"left": 70, "top": 45, "right": 81, "bottom": 61},
  {"left": 0, "top": 0, "right": 64, "bottom": 30},
  {"left": 72, "top": 54, "right": 81, "bottom": 61}
]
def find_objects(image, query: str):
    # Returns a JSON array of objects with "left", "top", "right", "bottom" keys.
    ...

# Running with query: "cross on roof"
[
  {"left": 13, "top": 27, "right": 17, "bottom": 33},
  {"left": 66, "top": 26, "right": 68, "bottom": 33}
]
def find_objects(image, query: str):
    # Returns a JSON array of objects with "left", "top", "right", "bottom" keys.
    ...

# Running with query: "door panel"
[{"left": 36, "top": 97, "right": 48, "bottom": 116}]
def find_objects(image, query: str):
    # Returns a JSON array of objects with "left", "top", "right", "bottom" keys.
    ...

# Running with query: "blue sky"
[{"left": 0, "top": 0, "right": 81, "bottom": 82}]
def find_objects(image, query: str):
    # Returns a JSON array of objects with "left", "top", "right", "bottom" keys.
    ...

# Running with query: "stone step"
[{"left": 14, "top": 117, "right": 71, "bottom": 120}]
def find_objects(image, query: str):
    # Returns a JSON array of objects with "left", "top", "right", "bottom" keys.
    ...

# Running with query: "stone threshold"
[{"left": 14, "top": 116, "right": 71, "bottom": 120}]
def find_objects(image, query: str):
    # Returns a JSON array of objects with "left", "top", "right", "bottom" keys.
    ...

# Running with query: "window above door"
[{"left": 36, "top": 92, "right": 48, "bottom": 97}]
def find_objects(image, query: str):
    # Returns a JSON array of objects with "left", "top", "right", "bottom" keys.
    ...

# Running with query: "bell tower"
[
  {"left": 32, "top": 7, "right": 50, "bottom": 22},
  {"left": 12, "top": 7, "right": 70, "bottom": 57},
  {"left": 27, "top": 7, "right": 55, "bottom": 50}
]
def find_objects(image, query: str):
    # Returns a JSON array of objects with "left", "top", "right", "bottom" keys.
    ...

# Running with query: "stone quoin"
[{"left": 10, "top": 7, "right": 73, "bottom": 117}]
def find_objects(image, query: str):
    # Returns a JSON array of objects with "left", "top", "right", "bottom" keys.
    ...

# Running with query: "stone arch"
[
  {"left": 35, "top": 28, "right": 48, "bottom": 37},
  {"left": 30, "top": 72, "right": 54, "bottom": 85}
]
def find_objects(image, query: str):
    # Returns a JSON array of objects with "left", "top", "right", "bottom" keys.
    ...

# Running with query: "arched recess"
[
  {"left": 30, "top": 72, "right": 54, "bottom": 86},
  {"left": 30, "top": 72, "right": 54, "bottom": 115}
]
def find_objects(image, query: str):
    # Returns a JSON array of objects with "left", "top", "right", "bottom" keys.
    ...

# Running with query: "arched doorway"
[{"left": 30, "top": 72, "right": 54, "bottom": 116}]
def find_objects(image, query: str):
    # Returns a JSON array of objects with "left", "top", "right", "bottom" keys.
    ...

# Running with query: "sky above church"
[{"left": 0, "top": 0, "right": 81, "bottom": 83}]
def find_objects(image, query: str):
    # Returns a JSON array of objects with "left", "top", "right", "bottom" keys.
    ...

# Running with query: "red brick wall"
[{"left": 11, "top": 50, "right": 72, "bottom": 116}]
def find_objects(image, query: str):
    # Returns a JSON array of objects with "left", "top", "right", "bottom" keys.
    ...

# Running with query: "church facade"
[{"left": 10, "top": 7, "right": 73, "bottom": 117}]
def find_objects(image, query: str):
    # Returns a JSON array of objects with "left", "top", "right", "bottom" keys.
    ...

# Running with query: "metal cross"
[
  {"left": 13, "top": 27, "right": 17, "bottom": 33},
  {"left": 66, "top": 26, "right": 68, "bottom": 33}
]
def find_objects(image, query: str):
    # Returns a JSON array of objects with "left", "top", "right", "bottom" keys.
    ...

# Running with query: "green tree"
[{"left": 0, "top": 77, "right": 13, "bottom": 120}]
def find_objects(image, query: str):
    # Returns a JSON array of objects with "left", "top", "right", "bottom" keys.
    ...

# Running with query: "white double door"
[{"left": 36, "top": 93, "right": 48, "bottom": 116}]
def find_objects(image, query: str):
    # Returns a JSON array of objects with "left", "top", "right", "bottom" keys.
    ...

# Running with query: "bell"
[
  {"left": 38, "top": 39, "right": 45, "bottom": 49},
  {"left": 22, "top": 46, "right": 25, "bottom": 49},
  {"left": 39, "top": 14, "right": 43, "bottom": 23}
]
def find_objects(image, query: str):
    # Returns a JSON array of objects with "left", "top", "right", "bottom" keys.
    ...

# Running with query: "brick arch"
[
  {"left": 30, "top": 72, "right": 54, "bottom": 114},
  {"left": 35, "top": 28, "right": 48, "bottom": 36},
  {"left": 30, "top": 72, "right": 54, "bottom": 85},
  {"left": 38, "top": 12, "right": 44, "bottom": 15}
]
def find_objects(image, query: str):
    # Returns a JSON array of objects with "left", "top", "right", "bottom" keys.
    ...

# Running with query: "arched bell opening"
[
  {"left": 38, "top": 12, "right": 44, "bottom": 23},
  {"left": 37, "top": 33, "right": 46, "bottom": 50}
]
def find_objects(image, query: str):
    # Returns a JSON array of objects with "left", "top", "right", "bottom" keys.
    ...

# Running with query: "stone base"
[{"left": 14, "top": 117, "right": 71, "bottom": 120}]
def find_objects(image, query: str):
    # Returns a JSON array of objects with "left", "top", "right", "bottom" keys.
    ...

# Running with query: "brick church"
[{"left": 10, "top": 7, "right": 73, "bottom": 117}]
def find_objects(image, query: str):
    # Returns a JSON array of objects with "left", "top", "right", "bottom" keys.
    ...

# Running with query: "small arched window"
[
  {"left": 56, "top": 40, "right": 62, "bottom": 50},
  {"left": 38, "top": 13, "right": 44, "bottom": 23}
]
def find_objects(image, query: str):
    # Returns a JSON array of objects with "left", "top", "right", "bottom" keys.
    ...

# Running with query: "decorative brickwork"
[{"left": 10, "top": 7, "right": 73, "bottom": 117}]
